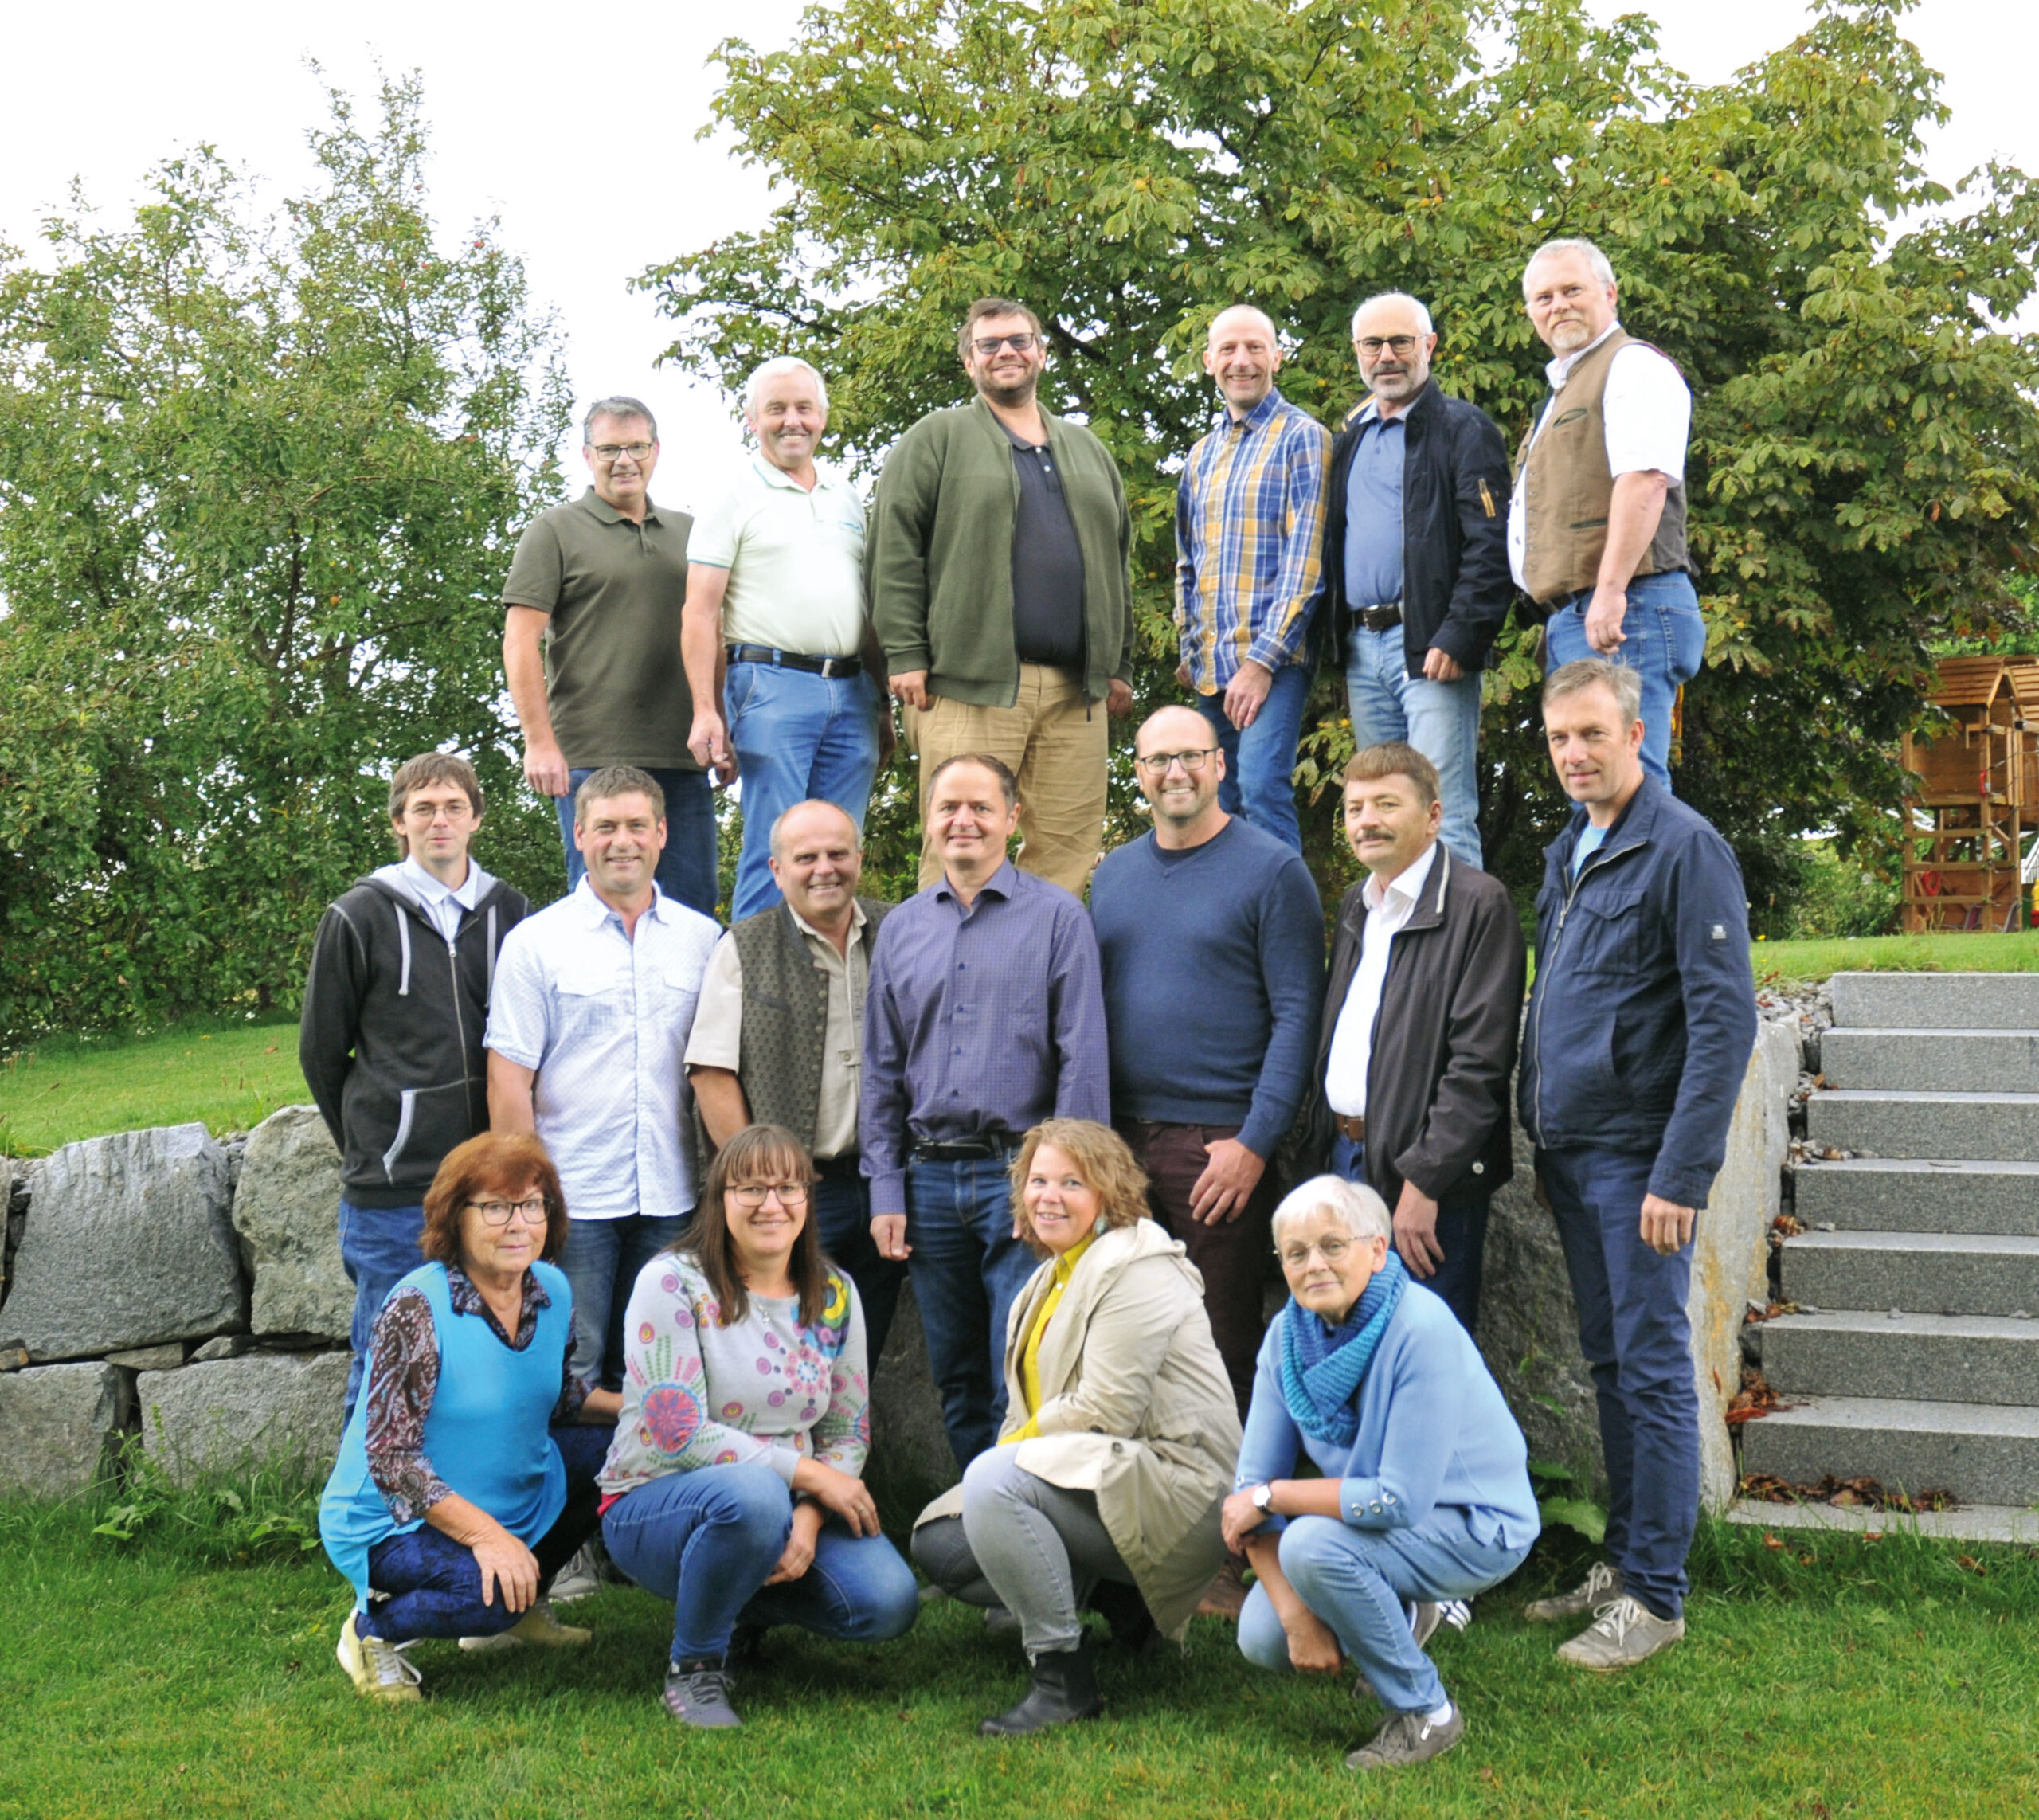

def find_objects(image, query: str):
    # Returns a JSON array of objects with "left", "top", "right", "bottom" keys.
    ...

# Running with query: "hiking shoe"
[
  {"left": 458, "top": 1599, "right": 592, "bottom": 1653},
  {"left": 1556, "top": 1595, "right": 1685, "bottom": 1672},
  {"left": 663, "top": 1658, "right": 742, "bottom": 1728},
  {"left": 548, "top": 1543, "right": 601, "bottom": 1605},
  {"left": 1344, "top": 1705, "right": 1464, "bottom": 1772},
  {"left": 1524, "top": 1560, "right": 1624, "bottom": 1624},
  {"left": 337, "top": 1611, "right": 422, "bottom": 1703}
]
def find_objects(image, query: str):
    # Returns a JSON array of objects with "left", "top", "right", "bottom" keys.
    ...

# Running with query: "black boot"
[
  {"left": 1086, "top": 1579, "right": 1160, "bottom": 1657},
  {"left": 976, "top": 1635, "right": 1103, "bottom": 1736}
]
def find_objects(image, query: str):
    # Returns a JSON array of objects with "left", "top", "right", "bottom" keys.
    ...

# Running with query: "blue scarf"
[{"left": 1277, "top": 1251, "right": 1407, "bottom": 1447}]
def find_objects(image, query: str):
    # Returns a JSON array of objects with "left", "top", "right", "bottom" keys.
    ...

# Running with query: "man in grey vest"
[
  {"left": 684, "top": 798, "right": 904, "bottom": 1357},
  {"left": 1508, "top": 238, "right": 1704, "bottom": 789}
]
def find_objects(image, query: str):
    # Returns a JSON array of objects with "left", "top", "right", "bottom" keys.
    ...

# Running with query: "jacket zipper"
[{"left": 1527, "top": 839, "right": 1638, "bottom": 1145}]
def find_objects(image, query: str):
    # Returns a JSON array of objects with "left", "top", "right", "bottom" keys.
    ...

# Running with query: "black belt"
[
  {"left": 910, "top": 1134, "right": 1020, "bottom": 1162},
  {"left": 1352, "top": 602, "right": 1402, "bottom": 632},
  {"left": 726, "top": 643, "right": 863, "bottom": 678},
  {"left": 814, "top": 1152, "right": 863, "bottom": 1180}
]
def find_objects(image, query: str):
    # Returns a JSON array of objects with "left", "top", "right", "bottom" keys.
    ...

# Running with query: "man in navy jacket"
[{"left": 1517, "top": 658, "right": 1755, "bottom": 1672}]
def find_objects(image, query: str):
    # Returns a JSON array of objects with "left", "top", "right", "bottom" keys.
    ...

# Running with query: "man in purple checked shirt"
[{"left": 860, "top": 751, "right": 1110, "bottom": 1470}]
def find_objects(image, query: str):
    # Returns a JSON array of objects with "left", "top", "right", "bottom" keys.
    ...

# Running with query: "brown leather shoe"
[{"left": 1196, "top": 1554, "right": 1249, "bottom": 1620}]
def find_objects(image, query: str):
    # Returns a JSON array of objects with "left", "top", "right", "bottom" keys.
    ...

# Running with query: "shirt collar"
[
  {"left": 1219, "top": 386, "right": 1288, "bottom": 436},
  {"left": 1051, "top": 1229, "right": 1098, "bottom": 1286},
  {"left": 788, "top": 899, "right": 867, "bottom": 945},
  {"left": 1362, "top": 838, "right": 1439, "bottom": 915},
  {"left": 399, "top": 855, "right": 480, "bottom": 910},
  {"left": 937, "top": 859, "right": 1018, "bottom": 905},
  {"left": 575, "top": 486, "right": 663, "bottom": 526},
  {"left": 445, "top": 1262, "right": 549, "bottom": 1317},
  {"left": 1545, "top": 321, "right": 1622, "bottom": 392},
  {"left": 748, "top": 452, "right": 839, "bottom": 495},
  {"left": 569, "top": 875, "right": 674, "bottom": 927}
]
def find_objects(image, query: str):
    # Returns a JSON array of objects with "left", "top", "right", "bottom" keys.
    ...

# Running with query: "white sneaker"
[
  {"left": 337, "top": 1611, "right": 423, "bottom": 1702},
  {"left": 1556, "top": 1594, "right": 1685, "bottom": 1672},
  {"left": 548, "top": 1544, "right": 601, "bottom": 1605}
]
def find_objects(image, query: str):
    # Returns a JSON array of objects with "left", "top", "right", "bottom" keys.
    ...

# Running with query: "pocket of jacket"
[{"left": 1565, "top": 887, "right": 1645, "bottom": 976}]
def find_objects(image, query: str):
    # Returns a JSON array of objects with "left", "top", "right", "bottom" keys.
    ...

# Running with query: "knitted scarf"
[{"left": 1276, "top": 1251, "right": 1407, "bottom": 1447}]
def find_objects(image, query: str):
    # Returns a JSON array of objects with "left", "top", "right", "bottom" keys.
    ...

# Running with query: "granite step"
[
  {"left": 1805, "top": 1090, "right": 2039, "bottom": 1163},
  {"left": 1818, "top": 1027, "right": 2039, "bottom": 1093},
  {"left": 1761, "top": 1309, "right": 2039, "bottom": 1405},
  {"left": 1792, "top": 1157, "right": 2039, "bottom": 1235},
  {"left": 1830, "top": 971, "right": 2039, "bottom": 1031},
  {"left": 1740, "top": 1393, "right": 2039, "bottom": 1509},
  {"left": 1779, "top": 1230, "right": 2039, "bottom": 1317}
]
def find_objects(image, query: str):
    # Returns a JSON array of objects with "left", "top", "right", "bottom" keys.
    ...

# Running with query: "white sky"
[{"left": 5, "top": 2, "right": 2033, "bottom": 511}]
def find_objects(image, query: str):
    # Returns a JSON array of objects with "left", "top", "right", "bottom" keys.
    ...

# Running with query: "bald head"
[
  {"left": 1133, "top": 705, "right": 1227, "bottom": 843},
  {"left": 1204, "top": 305, "right": 1285, "bottom": 417},
  {"left": 767, "top": 800, "right": 863, "bottom": 930},
  {"left": 1136, "top": 704, "right": 1211, "bottom": 757}
]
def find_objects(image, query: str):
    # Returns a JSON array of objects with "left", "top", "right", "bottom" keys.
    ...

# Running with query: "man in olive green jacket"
[{"left": 867, "top": 298, "right": 1135, "bottom": 897}]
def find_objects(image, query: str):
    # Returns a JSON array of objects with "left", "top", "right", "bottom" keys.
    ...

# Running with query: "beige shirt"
[
  {"left": 688, "top": 456, "right": 868, "bottom": 657},
  {"left": 683, "top": 903, "right": 872, "bottom": 1160}
]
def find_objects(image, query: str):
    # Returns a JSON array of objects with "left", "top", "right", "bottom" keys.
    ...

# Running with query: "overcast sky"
[{"left": 5, "top": 1, "right": 2033, "bottom": 511}]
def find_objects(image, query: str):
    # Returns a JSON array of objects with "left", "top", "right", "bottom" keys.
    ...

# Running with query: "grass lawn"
[
  {"left": 2, "top": 1496, "right": 2034, "bottom": 1820},
  {"left": 1755, "top": 928, "right": 2039, "bottom": 987}
]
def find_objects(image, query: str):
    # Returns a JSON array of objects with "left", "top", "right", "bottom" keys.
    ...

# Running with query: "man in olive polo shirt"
[{"left": 502, "top": 394, "right": 715, "bottom": 916}]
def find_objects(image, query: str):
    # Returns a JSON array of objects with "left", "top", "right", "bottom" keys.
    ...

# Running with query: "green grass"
[
  {"left": 2, "top": 1488, "right": 2036, "bottom": 1820},
  {"left": 0, "top": 1017, "right": 307, "bottom": 1157},
  {"left": 1755, "top": 929, "right": 2039, "bottom": 986}
]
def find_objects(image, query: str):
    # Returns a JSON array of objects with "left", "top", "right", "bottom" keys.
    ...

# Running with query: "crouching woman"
[
  {"left": 597, "top": 1125, "right": 918, "bottom": 1729},
  {"left": 319, "top": 1132, "right": 619, "bottom": 1702},
  {"left": 914, "top": 1119, "right": 1242, "bottom": 1736},
  {"left": 1227, "top": 1175, "right": 1538, "bottom": 1774}
]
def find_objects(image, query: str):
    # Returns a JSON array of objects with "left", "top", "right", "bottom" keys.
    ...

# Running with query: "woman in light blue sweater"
[{"left": 1225, "top": 1173, "right": 1538, "bottom": 1775}]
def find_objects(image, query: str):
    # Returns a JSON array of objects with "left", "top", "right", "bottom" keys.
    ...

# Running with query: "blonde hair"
[{"left": 1008, "top": 1120, "right": 1150, "bottom": 1258}]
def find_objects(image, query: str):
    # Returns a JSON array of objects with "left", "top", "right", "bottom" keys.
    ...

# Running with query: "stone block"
[
  {"left": 1807, "top": 1090, "right": 2039, "bottom": 1163},
  {"left": 1819, "top": 1027, "right": 2039, "bottom": 1093},
  {"left": 0, "top": 1362, "right": 132, "bottom": 1500},
  {"left": 190, "top": 1335, "right": 256, "bottom": 1362},
  {"left": 105, "top": 1344, "right": 188, "bottom": 1371},
  {"left": 864, "top": 1282, "right": 959, "bottom": 1522},
  {"left": 1794, "top": 1157, "right": 2039, "bottom": 1235},
  {"left": 1741, "top": 1394, "right": 2039, "bottom": 1507},
  {"left": 231, "top": 1105, "right": 350, "bottom": 1341},
  {"left": 3, "top": 1125, "right": 244, "bottom": 1363},
  {"left": 135, "top": 1350, "right": 350, "bottom": 1486},
  {"left": 1830, "top": 971, "right": 2039, "bottom": 1031},
  {"left": 1782, "top": 1230, "right": 2039, "bottom": 1317},
  {"left": 1761, "top": 1309, "right": 2039, "bottom": 1405}
]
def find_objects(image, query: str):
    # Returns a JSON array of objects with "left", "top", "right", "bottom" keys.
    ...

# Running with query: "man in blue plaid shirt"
[{"left": 1174, "top": 305, "right": 1333, "bottom": 854}]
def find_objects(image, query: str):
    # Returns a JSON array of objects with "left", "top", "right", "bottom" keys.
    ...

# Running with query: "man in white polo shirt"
[
  {"left": 484, "top": 765, "right": 722, "bottom": 1392},
  {"left": 683, "top": 356, "right": 890, "bottom": 921},
  {"left": 1508, "top": 237, "right": 1704, "bottom": 789}
]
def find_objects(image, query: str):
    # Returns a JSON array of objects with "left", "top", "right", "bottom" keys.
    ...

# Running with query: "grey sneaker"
[
  {"left": 1523, "top": 1560, "right": 1623, "bottom": 1624},
  {"left": 1408, "top": 1601, "right": 1443, "bottom": 1649},
  {"left": 1556, "top": 1595, "right": 1685, "bottom": 1672},
  {"left": 548, "top": 1543, "right": 601, "bottom": 1606},
  {"left": 1344, "top": 1705, "right": 1465, "bottom": 1771},
  {"left": 458, "top": 1599, "right": 592, "bottom": 1653},
  {"left": 663, "top": 1658, "right": 742, "bottom": 1728}
]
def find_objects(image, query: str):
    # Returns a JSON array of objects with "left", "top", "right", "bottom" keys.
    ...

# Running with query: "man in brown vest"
[
  {"left": 1508, "top": 238, "right": 1704, "bottom": 788},
  {"left": 683, "top": 798, "right": 904, "bottom": 1356}
]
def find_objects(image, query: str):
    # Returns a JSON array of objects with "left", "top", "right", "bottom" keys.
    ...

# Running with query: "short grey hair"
[
  {"left": 1270, "top": 1175, "right": 1392, "bottom": 1248},
  {"left": 1523, "top": 237, "right": 1617, "bottom": 295},
  {"left": 1544, "top": 656, "right": 1644, "bottom": 727},
  {"left": 743, "top": 356, "right": 830, "bottom": 417},
  {"left": 1350, "top": 292, "right": 1434, "bottom": 338},
  {"left": 768, "top": 798, "right": 860, "bottom": 862},
  {"left": 582, "top": 395, "right": 658, "bottom": 443}
]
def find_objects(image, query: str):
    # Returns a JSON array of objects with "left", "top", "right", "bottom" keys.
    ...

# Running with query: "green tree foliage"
[
  {"left": 648, "top": 0, "right": 2039, "bottom": 905},
  {"left": 0, "top": 74, "right": 570, "bottom": 1039}
]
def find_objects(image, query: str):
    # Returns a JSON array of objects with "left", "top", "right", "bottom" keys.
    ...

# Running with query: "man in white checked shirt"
[{"left": 486, "top": 765, "right": 722, "bottom": 1393}]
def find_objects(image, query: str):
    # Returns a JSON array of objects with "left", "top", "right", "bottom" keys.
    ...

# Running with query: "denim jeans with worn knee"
[
  {"left": 1192, "top": 660, "right": 1314, "bottom": 854},
  {"left": 1543, "top": 570, "right": 1705, "bottom": 789},
  {"left": 1344, "top": 624, "right": 1484, "bottom": 868}
]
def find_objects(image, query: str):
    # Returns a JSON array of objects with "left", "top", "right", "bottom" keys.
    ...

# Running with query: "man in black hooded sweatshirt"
[{"left": 301, "top": 753, "right": 530, "bottom": 1417}]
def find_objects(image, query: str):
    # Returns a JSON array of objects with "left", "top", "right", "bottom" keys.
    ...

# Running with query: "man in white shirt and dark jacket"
[
  {"left": 300, "top": 753, "right": 530, "bottom": 1419},
  {"left": 1306, "top": 742, "right": 1526, "bottom": 1336}
]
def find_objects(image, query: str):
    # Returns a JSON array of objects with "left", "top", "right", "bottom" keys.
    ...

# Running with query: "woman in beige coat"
[{"left": 912, "top": 1119, "right": 1242, "bottom": 1736}]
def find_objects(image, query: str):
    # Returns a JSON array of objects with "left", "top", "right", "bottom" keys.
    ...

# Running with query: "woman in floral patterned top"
[{"left": 598, "top": 1123, "right": 918, "bottom": 1728}]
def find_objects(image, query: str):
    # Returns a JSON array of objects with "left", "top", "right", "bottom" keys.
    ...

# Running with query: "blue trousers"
[
  {"left": 337, "top": 1199, "right": 426, "bottom": 1422},
  {"left": 1331, "top": 1137, "right": 1489, "bottom": 1338},
  {"left": 559, "top": 1214, "right": 691, "bottom": 1394},
  {"left": 1239, "top": 1510, "right": 1531, "bottom": 1712},
  {"left": 904, "top": 1155, "right": 1039, "bottom": 1469},
  {"left": 1543, "top": 570, "right": 1705, "bottom": 790},
  {"left": 815, "top": 1168, "right": 905, "bottom": 1366},
  {"left": 1192, "top": 659, "right": 1314, "bottom": 854},
  {"left": 1539, "top": 1144, "right": 1699, "bottom": 1620},
  {"left": 601, "top": 1459, "right": 918, "bottom": 1663},
  {"left": 355, "top": 1422, "right": 609, "bottom": 1641},
  {"left": 1344, "top": 624, "right": 1484, "bottom": 869},
  {"left": 554, "top": 765, "right": 718, "bottom": 920},
  {"left": 725, "top": 660, "right": 884, "bottom": 923}
]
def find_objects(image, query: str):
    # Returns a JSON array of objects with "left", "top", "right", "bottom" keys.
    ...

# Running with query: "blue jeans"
[
  {"left": 1543, "top": 571, "right": 1705, "bottom": 790},
  {"left": 337, "top": 1199, "right": 427, "bottom": 1421},
  {"left": 559, "top": 1214, "right": 691, "bottom": 1394},
  {"left": 1331, "top": 1137, "right": 1489, "bottom": 1338},
  {"left": 1344, "top": 624, "right": 1484, "bottom": 869},
  {"left": 1538, "top": 1144, "right": 1699, "bottom": 1621},
  {"left": 555, "top": 765, "right": 718, "bottom": 919},
  {"left": 1192, "top": 660, "right": 1314, "bottom": 853},
  {"left": 601, "top": 1460, "right": 918, "bottom": 1663},
  {"left": 356, "top": 1423, "right": 609, "bottom": 1641},
  {"left": 814, "top": 1168, "right": 905, "bottom": 1366},
  {"left": 1239, "top": 1509, "right": 1532, "bottom": 1713},
  {"left": 904, "top": 1155, "right": 1040, "bottom": 1469},
  {"left": 726, "top": 661, "right": 883, "bottom": 923}
]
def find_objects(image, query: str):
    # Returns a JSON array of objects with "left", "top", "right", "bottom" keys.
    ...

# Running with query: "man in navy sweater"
[{"left": 1091, "top": 705, "right": 1324, "bottom": 1428}]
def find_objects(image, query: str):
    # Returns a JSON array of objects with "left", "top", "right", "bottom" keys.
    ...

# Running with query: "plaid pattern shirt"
[{"left": 1174, "top": 386, "right": 1333, "bottom": 691}]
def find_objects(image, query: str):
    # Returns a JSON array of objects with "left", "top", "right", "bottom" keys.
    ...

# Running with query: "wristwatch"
[{"left": 1250, "top": 1481, "right": 1276, "bottom": 1514}]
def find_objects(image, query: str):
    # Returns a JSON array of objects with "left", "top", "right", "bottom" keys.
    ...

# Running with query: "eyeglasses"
[
  {"left": 727, "top": 1182, "right": 810, "bottom": 1207},
  {"left": 1134, "top": 746, "right": 1219, "bottom": 774},
  {"left": 1355, "top": 335, "right": 1422, "bottom": 358},
  {"left": 589, "top": 441, "right": 655, "bottom": 462},
  {"left": 1278, "top": 1236, "right": 1357, "bottom": 1270},
  {"left": 972, "top": 332, "right": 1038, "bottom": 355},
  {"left": 468, "top": 1196, "right": 548, "bottom": 1227}
]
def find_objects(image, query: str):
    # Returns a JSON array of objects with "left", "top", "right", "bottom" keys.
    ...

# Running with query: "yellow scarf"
[{"left": 1006, "top": 1230, "right": 1097, "bottom": 1442}]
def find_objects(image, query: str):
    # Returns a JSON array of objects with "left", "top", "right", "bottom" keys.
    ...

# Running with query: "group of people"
[{"left": 303, "top": 231, "right": 1759, "bottom": 1775}]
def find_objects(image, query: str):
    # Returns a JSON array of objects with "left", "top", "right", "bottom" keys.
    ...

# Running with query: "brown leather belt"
[{"left": 1333, "top": 1114, "right": 1368, "bottom": 1143}]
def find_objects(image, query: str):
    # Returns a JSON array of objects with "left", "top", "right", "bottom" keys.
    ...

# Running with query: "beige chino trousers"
[{"left": 909, "top": 663, "right": 1107, "bottom": 899}]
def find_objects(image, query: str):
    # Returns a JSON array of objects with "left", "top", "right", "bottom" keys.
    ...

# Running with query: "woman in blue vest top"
[{"left": 319, "top": 1132, "right": 621, "bottom": 1702}]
